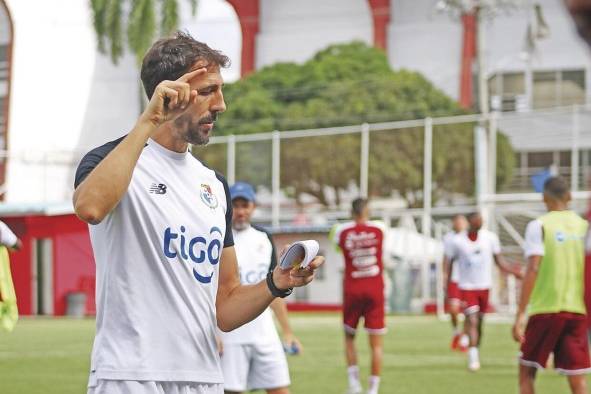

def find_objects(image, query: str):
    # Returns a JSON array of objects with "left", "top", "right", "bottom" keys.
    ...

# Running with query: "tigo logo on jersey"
[
  {"left": 200, "top": 184, "right": 218, "bottom": 209},
  {"left": 163, "top": 226, "right": 222, "bottom": 284}
]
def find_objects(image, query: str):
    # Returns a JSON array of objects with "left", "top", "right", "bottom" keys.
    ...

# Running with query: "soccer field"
[{"left": 0, "top": 314, "right": 584, "bottom": 394}]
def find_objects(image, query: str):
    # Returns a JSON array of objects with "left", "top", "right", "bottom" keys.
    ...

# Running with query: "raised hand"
[{"left": 139, "top": 67, "right": 207, "bottom": 127}]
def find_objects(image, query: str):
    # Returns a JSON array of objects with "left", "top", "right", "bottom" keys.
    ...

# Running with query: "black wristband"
[{"left": 266, "top": 271, "right": 293, "bottom": 298}]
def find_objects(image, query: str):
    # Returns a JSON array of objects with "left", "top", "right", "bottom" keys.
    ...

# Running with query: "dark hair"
[
  {"left": 352, "top": 198, "right": 368, "bottom": 217},
  {"left": 140, "top": 31, "right": 230, "bottom": 99},
  {"left": 543, "top": 176, "right": 569, "bottom": 200},
  {"left": 467, "top": 212, "right": 480, "bottom": 221}
]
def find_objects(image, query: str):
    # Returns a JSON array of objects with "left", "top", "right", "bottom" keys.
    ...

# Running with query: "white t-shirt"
[
  {"left": 523, "top": 220, "right": 545, "bottom": 258},
  {"left": 220, "top": 225, "right": 280, "bottom": 345},
  {"left": 0, "top": 221, "right": 17, "bottom": 247},
  {"left": 443, "top": 231, "right": 460, "bottom": 283},
  {"left": 447, "top": 230, "right": 501, "bottom": 290},
  {"left": 75, "top": 138, "right": 234, "bottom": 384}
]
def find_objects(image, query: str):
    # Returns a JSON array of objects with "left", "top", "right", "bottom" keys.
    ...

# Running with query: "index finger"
[{"left": 177, "top": 67, "right": 208, "bottom": 83}]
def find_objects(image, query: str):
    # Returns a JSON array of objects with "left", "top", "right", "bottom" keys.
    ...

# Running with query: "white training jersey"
[
  {"left": 220, "top": 225, "right": 280, "bottom": 345},
  {"left": 442, "top": 231, "right": 460, "bottom": 283},
  {"left": 75, "top": 137, "right": 234, "bottom": 384},
  {"left": 447, "top": 230, "right": 501, "bottom": 290}
]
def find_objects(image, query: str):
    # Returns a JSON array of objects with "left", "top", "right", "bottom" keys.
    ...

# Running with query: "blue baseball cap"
[{"left": 229, "top": 181, "right": 256, "bottom": 202}]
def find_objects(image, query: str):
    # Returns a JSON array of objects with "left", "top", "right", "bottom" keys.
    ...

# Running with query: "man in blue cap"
[{"left": 219, "top": 181, "right": 301, "bottom": 394}]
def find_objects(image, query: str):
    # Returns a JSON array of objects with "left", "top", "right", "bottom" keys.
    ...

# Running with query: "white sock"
[
  {"left": 347, "top": 365, "right": 361, "bottom": 390},
  {"left": 453, "top": 327, "right": 461, "bottom": 336},
  {"left": 468, "top": 347, "right": 479, "bottom": 364},
  {"left": 367, "top": 375, "right": 380, "bottom": 394},
  {"left": 459, "top": 334, "right": 469, "bottom": 347}
]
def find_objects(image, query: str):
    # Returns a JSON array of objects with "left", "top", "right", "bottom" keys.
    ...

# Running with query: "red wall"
[{"left": 2, "top": 214, "right": 95, "bottom": 316}]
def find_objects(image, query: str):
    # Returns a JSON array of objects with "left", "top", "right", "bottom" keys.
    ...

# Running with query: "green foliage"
[
  {"left": 205, "top": 42, "right": 514, "bottom": 206},
  {"left": 89, "top": 0, "right": 197, "bottom": 65}
]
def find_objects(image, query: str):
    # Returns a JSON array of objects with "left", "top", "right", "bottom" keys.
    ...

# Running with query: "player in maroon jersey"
[{"left": 330, "top": 198, "right": 387, "bottom": 394}]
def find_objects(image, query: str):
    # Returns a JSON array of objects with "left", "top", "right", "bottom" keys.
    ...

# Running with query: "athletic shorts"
[
  {"left": 343, "top": 289, "right": 386, "bottom": 334},
  {"left": 220, "top": 341, "right": 290, "bottom": 391},
  {"left": 519, "top": 312, "right": 591, "bottom": 375},
  {"left": 447, "top": 281, "right": 461, "bottom": 305},
  {"left": 460, "top": 289, "right": 489, "bottom": 315},
  {"left": 87, "top": 380, "right": 223, "bottom": 394}
]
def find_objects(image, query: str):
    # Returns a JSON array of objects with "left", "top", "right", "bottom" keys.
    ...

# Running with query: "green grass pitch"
[{"left": 0, "top": 314, "right": 585, "bottom": 393}]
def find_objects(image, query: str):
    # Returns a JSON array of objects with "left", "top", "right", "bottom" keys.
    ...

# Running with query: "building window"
[
  {"left": 533, "top": 69, "right": 586, "bottom": 109},
  {"left": 489, "top": 71, "right": 527, "bottom": 112},
  {"left": 488, "top": 69, "right": 586, "bottom": 112}
]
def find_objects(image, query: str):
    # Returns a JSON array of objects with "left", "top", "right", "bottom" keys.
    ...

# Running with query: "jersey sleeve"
[
  {"left": 491, "top": 232, "right": 502, "bottom": 254},
  {"left": 254, "top": 225, "right": 278, "bottom": 272},
  {"left": 443, "top": 234, "right": 456, "bottom": 260},
  {"left": 215, "top": 172, "right": 234, "bottom": 248},
  {"left": 0, "top": 221, "right": 17, "bottom": 247},
  {"left": 524, "top": 219, "right": 544, "bottom": 258},
  {"left": 74, "top": 136, "right": 126, "bottom": 189}
]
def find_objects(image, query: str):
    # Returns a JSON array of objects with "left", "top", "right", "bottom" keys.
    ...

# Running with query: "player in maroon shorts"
[
  {"left": 448, "top": 212, "right": 522, "bottom": 371},
  {"left": 442, "top": 214, "right": 468, "bottom": 350},
  {"left": 513, "top": 177, "right": 590, "bottom": 394},
  {"left": 330, "top": 198, "right": 386, "bottom": 394}
]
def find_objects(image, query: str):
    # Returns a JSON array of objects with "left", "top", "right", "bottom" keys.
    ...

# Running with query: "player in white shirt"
[
  {"left": 73, "top": 32, "right": 324, "bottom": 394},
  {"left": 442, "top": 214, "right": 468, "bottom": 351},
  {"left": 219, "top": 182, "right": 301, "bottom": 394},
  {"left": 447, "top": 212, "right": 522, "bottom": 371}
]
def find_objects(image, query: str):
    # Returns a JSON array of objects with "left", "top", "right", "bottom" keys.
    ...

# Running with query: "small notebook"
[{"left": 279, "top": 240, "right": 320, "bottom": 270}]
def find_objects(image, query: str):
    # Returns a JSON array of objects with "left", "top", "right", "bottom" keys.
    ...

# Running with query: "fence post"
[
  {"left": 360, "top": 123, "right": 370, "bottom": 198},
  {"left": 572, "top": 105, "right": 580, "bottom": 192},
  {"left": 421, "top": 117, "right": 433, "bottom": 310},
  {"left": 272, "top": 131, "right": 281, "bottom": 228},
  {"left": 422, "top": 117, "right": 432, "bottom": 238},
  {"left": 227, "top": 135, "right": 236, "bottom": 185}
]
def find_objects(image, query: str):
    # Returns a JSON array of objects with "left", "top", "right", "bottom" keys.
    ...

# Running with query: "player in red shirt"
[{"left": 330, "top": 198, "right": 386, "bottom": 394}]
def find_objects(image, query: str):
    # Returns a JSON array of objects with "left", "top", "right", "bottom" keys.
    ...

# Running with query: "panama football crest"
[{"left": 200, "top": 184, "right": 218, "bottom": 209}]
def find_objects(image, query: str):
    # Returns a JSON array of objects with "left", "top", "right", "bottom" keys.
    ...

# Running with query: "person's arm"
[
  {"left": 491, "top": 232, "right": 523, "bottom": 279},
  {"left": 216, "top": 246, "right": 324, "bottom": 332},
  {"left": 512, "top": 219, "right": 544, "bottom": 342},
  {"left": 442, "top": 255, "right": 452, "bottom": 287},
  {"left": 73, "top": 68, "right": 207, "bottom": 224},
  {"left": 512, "top": 255, "right": 542, "bottom": 343},
  {"left": 494, "top": 254, "right": 524, "bottom": 279}
]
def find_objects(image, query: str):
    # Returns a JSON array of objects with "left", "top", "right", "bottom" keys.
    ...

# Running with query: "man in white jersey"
[
  {"left": 220, "top": 182, "right": 300, "bottom": 394},
  {"left": 73, "top": 32, "right": 323, "bottom": 394},
  {"left": 447, "top": 212, "right": 522, "bottom": 372},
  {"left": 442, "top": 214, "right": 468, "bottom": 351}
]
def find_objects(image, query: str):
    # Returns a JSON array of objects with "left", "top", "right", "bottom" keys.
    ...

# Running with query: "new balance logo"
[{"left": 149, "top": 183, "right": 167, "bottom": 195}]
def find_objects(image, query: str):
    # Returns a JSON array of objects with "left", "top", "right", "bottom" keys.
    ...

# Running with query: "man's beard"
[
  {"left": 233, "top": 220, "right": 250, "bottom": 231},
  {"left": 175, "top": 113, "right": 217, "bottom": 146}
]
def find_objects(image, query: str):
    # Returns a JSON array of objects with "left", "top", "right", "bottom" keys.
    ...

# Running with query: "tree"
[
  {"left": 90, "top": 0, "right": 197, "bottom": 64},
  {"left": 198, "top": 42, "right": 515, "bottom": 207}
]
